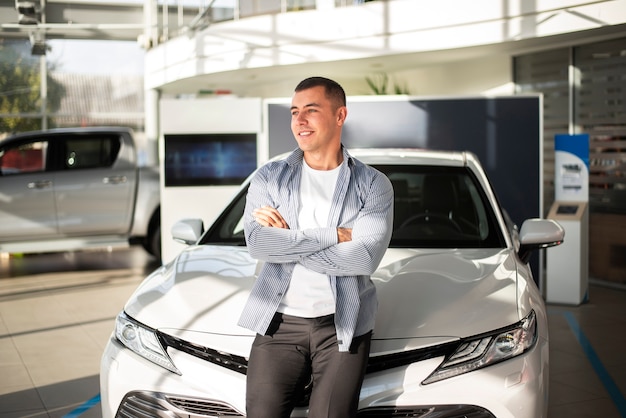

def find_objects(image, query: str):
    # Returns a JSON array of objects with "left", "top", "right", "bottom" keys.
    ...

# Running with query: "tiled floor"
[
  {"left": 0, "top": 247, "right": 625, "bottom": 418},
  {"left": 0, "top": 248, "right": 157, "bottom": 418},
  {"left": 547, "top": 281, "right": 626, "bottom": 417}
]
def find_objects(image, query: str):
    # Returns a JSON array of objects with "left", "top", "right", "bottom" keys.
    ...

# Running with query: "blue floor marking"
[
  {"left": 62, "top": 393, "right": 101, "bottom": 418},
  {"left": 564, "top": 311, "right": 626, "bottom": 417}
]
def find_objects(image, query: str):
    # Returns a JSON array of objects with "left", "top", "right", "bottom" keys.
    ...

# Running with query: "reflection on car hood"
[{"left": 124, "top": 245, "right": 520, "bottom": 357}]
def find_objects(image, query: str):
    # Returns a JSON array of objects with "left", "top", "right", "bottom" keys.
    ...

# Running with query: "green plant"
[
  {"left": 365, "top": 73, "right": 410, "bottom": 95},
  {"left": 365, "top": 73, "right": 389, "bottom": 95}
]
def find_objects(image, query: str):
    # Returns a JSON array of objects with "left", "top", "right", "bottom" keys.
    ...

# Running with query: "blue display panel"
[
  {"left": 164, "top": 133, "right": 257, "bottom": 187},
  {"left": 268, "top": 96, "right": 541, "bottom": 227}
]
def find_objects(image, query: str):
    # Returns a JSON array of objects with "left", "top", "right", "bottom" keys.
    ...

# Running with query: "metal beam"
[
  {"left": 1, "top": 1, "right": 146, "bottom": 41},
  {"left": 2, "top": 1, "right": 203, "bottom": 41}
]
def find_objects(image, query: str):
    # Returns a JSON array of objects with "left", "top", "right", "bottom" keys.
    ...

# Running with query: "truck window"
[
  {"left": 0, "top": 141, "right": 47, "bottom": 175},
  {"left": 64, "top": 136, "right": 121, "bottom": 169}
]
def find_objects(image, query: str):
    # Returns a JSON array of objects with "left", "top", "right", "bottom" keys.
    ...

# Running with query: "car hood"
[{"left": 124, "top": 245, "right": 521, "bottom": 357}]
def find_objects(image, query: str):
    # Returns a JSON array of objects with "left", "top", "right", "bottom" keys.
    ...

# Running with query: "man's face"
[{"left": 290, "top": 85, "right": 346, "bottom": 154}]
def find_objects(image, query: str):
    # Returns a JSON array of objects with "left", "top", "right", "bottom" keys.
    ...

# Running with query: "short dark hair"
[{"left": 295, "top": 76, "right": 346, "bottom": 108}]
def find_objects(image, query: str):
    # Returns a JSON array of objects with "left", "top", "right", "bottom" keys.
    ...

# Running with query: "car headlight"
[
  {"left": 422, "top": 310, "right": 537, "bottom": 385},
  {"left": 115, "top": 311, "right": 181, "bottom": 375}
]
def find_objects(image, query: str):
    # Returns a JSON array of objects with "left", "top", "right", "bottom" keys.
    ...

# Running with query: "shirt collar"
[{"left": 285, "top": 145, "right": 354, "bottom": 168}]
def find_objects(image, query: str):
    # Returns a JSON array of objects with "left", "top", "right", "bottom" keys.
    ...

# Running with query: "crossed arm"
[
  {"left": 244, "top": 171, "right": 393, "bottom": 277},
  {"left": 252, "top": 206, "right": 352, "bottom": 243}
]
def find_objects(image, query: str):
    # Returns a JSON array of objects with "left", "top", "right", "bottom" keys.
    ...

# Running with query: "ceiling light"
[
  {"left": 29, "top": 31, "right": 48, "bottom": 55},
  {"left": 16, "top": 1, "right": 40, "bottom": 25}
]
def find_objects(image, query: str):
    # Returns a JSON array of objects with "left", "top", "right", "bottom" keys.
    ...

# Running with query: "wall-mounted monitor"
[{"left": 164, "top": 133, "right": 257, "bottom": 187}]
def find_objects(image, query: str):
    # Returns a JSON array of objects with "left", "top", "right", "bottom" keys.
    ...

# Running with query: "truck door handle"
[
  {"left": 103, "top": 176, "right": 127, "bottom": 184},
  {"left": 27, "top": 180, "right": 53, "bottom": 189}
]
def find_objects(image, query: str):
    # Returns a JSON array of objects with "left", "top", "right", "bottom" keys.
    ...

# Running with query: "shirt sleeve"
[
  {"left": 299, "top": 171, "right": 394, "bottom": 276},
  {"left": 244, "top": 164, "right": 338, "bottom": 263}
]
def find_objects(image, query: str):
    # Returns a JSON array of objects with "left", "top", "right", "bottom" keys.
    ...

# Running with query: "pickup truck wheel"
[{"left": 146, "top": 225, "right": 161, "bottom": 262}]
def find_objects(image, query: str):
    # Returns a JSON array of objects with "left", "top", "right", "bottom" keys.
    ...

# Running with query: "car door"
[
  {"left": 0, "top": 138, "right": 58, "bottom": 240},
  {"left": 53, "top": 133, "right": 136, "bottom": 236}
]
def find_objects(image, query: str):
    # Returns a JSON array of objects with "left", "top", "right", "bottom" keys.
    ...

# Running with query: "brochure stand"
[{"left": 546, "top": 134, "right": 589, "bottom": 305}]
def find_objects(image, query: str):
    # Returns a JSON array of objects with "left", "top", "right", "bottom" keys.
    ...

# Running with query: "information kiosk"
[{"left": 546, "top": 134, "right": 589, "bottom": 305}]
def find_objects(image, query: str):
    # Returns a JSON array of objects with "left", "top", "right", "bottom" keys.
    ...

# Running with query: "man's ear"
[{"left": 337, "top": 106, "right": 348, "bottom": 126}]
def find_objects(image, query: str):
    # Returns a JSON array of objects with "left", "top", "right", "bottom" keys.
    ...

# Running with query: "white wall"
[
  {"left": 210, "top": 53, "right": 512, "bottom": 99},
  {"left": 394, "top": 54, "right": 514, "bottom": 97},
  {"left": 159, "top": 97, "right": 263, "bottom": 262}
]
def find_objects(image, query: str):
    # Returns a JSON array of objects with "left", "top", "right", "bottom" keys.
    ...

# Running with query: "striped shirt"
[{"left": 238, "top": 147, "right": 394, "bottom": 352}]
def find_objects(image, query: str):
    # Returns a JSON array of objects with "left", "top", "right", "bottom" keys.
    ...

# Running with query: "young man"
[{"left": 238, "top": 76, "right": 394, "bottom": 418}]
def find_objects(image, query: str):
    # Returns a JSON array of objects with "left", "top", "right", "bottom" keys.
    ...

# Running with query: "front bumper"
[{"left": 100, "top": 330, "right": 548, "bottom": 418}]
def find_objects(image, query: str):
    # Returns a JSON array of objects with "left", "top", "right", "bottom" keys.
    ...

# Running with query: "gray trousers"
[{"left": 245, "top": 313, "right": 371, "bottom": 418}]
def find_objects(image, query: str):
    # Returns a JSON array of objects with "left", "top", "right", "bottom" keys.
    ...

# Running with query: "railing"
[{"left": 155, "top": 0, "right": 374, "bottom": 43}]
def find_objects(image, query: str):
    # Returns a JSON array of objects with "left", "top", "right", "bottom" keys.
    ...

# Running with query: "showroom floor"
[{"left": 0, "top": 247, "right": 625, "bottom": 418}]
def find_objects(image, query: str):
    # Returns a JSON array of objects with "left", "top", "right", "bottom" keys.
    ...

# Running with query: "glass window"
[
  {"left": 0, "top": 39, "right": 45, "bottom": 134},
  {"left": 0, "top": 141, "right": 47, "bottom": 175},
  {"left": 201, "top": 188, "right": 248, "bottom": 245},
  {"left": 0, "top": 38, "right": 145, "bottom": 137},
  {"left": 63, "top": 136, "right": 121, "bottom": 170}
]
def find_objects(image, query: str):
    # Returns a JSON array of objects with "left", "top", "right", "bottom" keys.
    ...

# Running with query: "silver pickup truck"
[{"left": 0, "top": 127, "right": 161, "bottom": 260}]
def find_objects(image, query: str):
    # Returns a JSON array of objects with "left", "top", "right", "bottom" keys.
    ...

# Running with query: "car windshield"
[{"left": 200, "top": 164, "right": 505, "bottom": 249}]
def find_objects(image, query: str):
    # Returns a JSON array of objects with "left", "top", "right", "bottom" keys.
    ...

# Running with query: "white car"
[{"left": 100, "top": 149, "right": 564, "bottom": 418}]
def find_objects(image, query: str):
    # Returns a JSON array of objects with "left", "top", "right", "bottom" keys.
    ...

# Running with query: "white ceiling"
[{"left": 153, "top": 22, "right": 626, "bottom": 96}]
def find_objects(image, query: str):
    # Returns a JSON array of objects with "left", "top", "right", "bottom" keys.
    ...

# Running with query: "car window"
[
  {"left": 0, "top": 140, "right": 48, "bottom": 175},
  {"left": 63, "top": 135, "right": 121, "bottom": 170},
  {"left": 378, "top": 165, "right": 505, "bottom": 248},
  {"left": 201, "top": 190, "right": 248, "bottom": 245},
  {"left": 200, "top": 164, "right": 505, "bottom": 249}
]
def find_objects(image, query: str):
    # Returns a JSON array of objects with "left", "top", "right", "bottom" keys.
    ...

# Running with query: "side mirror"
[
  {"left": 171, "top": 219, "right": 204, "bottom": 245},
  {"left": 518, "top": 218, "right": 565, "bottom": 263}
]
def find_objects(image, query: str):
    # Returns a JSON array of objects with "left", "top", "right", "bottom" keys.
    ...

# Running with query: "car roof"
[
  {"left": 271, "top": 148, "right": 475, "bottom": 168},
  {"left": 348, "top": 148, "right": 472, "bottom": 167}
]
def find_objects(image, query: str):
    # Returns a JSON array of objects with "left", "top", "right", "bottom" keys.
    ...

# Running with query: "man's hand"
[
  {"left": 337, "top": 227, "right": 352, "bottom": 243},
  {"left": 253, "top": 206, "right": 289, "bottom": 229}
]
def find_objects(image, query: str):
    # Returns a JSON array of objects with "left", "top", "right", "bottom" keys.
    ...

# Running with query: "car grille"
[
  {"left": 154, "top": 333, "right": 477, "bottom": 416},
  {"left": 115, "top": 391, "right": 494, "bottom": 418},
  {"left": 115, "top": 391, "right": 244, "bottom": 417},
  {"left": 160, "top": 332, "right": 249, "bottom": 374},
  {"left": 356, "top": 405, "right": 495, "bottom": 417},
  {"left": 159, "top": 331, "right": 458, "bottom": 376}
]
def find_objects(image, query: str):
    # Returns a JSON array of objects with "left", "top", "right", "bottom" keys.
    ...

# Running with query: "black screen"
[{"left": 164, "top": 133, "right": 257, "bottom": 187}]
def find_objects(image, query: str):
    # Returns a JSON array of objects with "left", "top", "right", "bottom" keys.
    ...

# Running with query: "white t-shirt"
[{"left": 277, "top": 160, "right": 341, "bottom": 317}]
